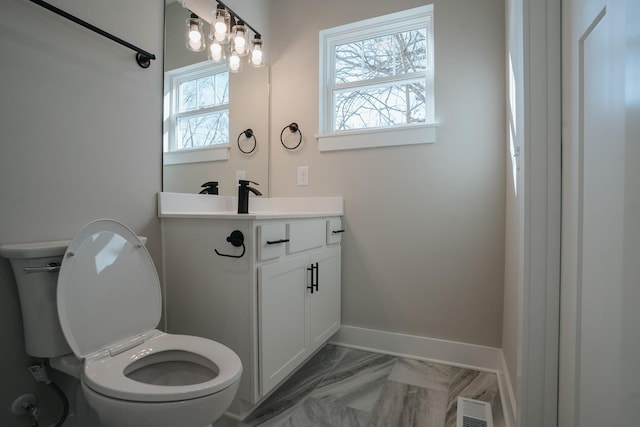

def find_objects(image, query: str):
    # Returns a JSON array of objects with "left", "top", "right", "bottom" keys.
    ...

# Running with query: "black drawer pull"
[
  {"left": 331, "top": 229, "right": 346, "bottom": 234},
  {"left": 266, "top": 239, "right": 290, "bottom": 245}
]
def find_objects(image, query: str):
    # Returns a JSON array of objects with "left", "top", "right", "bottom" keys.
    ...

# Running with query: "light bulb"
[
  {"left": 188, "top": 38, "right": 203, "bottom": 51},
  {"left": 232, "top": 23, "right": 248, "bottom": 57},
  {"left": 189, "top": 26, "right": 202, "bottom": 43},
  {"left": 235, "top": 33, "right": 245, "bottom": 47},
  {"left": 213, "top": 7, "right": 230, "bottom": 42},
  {"left": 186, "top": 14, "right": 205, "bottom": 52},
  {"left": 210, "top": 43, "right": 222, "bottom": 55},
  {"left": 208, "top": 40, "right": 225, "bottom": 63},
  {"left": 214, "top": 21, "right": 227, "bottom": 35},
  {"left": 234, "top": 31, "right": 246, "bottom": 55},
  {"left": 229, "top": 52, "right": 241, "bottom": 72},
  {"left": 251, "top": 49, "right": 262, "bottom": 64},
  {"left": 250, "top": 36, "right": 264, "bottom": 67},
  {"left": 214, "top": 31, "right": 227, "bottom": 42}
]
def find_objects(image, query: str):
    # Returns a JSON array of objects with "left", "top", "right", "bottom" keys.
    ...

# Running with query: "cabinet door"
[
  {"left": 307, "top": 246, "right": 341, "bottom": 353},
  {"left": 258, "top": 255, "right": 309, "bottom": 395}
]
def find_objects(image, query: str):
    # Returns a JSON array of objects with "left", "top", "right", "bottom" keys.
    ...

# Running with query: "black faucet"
[
  {"left": 238, "top": 180, "right": 262, "bottom": 214},
  {"left": 199, "top": 181, "right": 219, "bottom": 195}
]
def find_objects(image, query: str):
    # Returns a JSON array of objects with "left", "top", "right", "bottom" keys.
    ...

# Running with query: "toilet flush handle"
[{"left": 23, "top": 262, "right": 61, "bottom": 274}]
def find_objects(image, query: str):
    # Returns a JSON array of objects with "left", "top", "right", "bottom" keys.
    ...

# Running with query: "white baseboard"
[{"left": 330, "top": 325, "right": 502, "bottom": 371}]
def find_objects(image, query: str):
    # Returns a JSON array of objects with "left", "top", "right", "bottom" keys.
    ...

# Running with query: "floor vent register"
[{"left": 456, "top": 397, "right": 494, "bottom": 427}]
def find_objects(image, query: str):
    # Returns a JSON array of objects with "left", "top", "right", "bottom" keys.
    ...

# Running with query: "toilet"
[{"left": 0, "top": 219, "right": 242, "bottom": 427}]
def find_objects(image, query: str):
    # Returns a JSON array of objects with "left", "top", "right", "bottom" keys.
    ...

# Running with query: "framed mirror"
[{"left": 163, "top": 0, "right": 270, "bottom": 196}]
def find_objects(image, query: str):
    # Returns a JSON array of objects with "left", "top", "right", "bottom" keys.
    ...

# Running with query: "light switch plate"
[{"left": 297, "top": 166, "right": 309, "bottom": 186}]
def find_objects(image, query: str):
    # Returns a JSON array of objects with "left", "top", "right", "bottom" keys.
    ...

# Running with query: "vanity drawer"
[
  {"left": 287, "top": 220, "right": 325, "bottom": 254},
  {"left": 326, "top": 218, "right": 344, "bottom": 245},
  {"left": 257, "top": 223, "right": 288, "bottom": 261}
]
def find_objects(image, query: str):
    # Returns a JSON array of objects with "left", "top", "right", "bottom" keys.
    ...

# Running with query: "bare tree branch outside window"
[
  {"left": 174, "top": 70, "right": 230, "bottom": 150},
  {"left": 332, "top": 26, "right": 432, "bottom": 132}
]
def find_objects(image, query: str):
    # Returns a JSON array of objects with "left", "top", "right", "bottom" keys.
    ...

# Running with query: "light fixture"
[
  {"left": 228, "top": 46, "right": 243, "bottom": 73},
  {"left": 231, "top": 21, "right": 249, "bottom": 57},
  {"left": 182, "top": 1, "right": 265, "bottom": 73},
  {"left": 186, "top": 13, "right": 205, "bottom": 52},
  {"left": 212, "top": 4, "right": 230, "bottom": 43},
  {"left": 208, "top": 40, "right": 226, "bottom": 63},
  {"left": 250, "top": 35, "right": 264, "bottom": 68}
]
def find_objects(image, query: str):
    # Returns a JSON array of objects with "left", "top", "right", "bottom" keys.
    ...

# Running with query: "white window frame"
[
  {"left": 163, "top": 61, "right": 230, "bottom": 165},
  {"left": 318, "top": 5, "right": 436, "bottom": 152}
]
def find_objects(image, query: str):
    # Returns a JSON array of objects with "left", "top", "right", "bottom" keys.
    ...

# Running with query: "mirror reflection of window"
[{"left": 167, "top": 64, "right": 230, "bottom": 152}]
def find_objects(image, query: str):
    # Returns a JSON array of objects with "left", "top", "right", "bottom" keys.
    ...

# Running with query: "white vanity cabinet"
[{"left": 160, "top": 212, "right": 342, "bottom": 414}]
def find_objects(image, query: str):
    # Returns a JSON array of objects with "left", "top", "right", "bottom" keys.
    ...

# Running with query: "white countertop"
[{"left": 158, "top": 192, "right": 344, "bottom": 219}]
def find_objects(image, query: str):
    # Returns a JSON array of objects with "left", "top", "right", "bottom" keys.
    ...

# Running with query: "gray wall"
[
  {"left": 0, "top": 0, "right": 163, "bottom": 425},
  {"left": 269, "top": 0, "right": 506, "bottom": 346}
]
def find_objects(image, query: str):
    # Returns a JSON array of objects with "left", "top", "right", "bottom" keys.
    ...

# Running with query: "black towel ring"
[
  {"left": 237, "top": 129, "right": 257, "bottom": 154},
  {"left": 280, "top": 122, "right": 303, "bottom": 150}
]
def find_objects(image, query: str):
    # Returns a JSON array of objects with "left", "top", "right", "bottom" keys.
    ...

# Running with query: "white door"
[{"left": 560, "top": 0, "right": 640, "bottom": 425}]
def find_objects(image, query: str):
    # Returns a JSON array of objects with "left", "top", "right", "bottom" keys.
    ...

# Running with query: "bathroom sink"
[{"left": 157, "top": 192, "right": 344, "bottom": 219}]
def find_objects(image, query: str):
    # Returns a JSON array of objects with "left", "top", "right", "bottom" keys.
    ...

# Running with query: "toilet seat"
[
  {"left": 83, "top": 330, "right": 242, "bottom": 402},
  {"left": 57, "top": 220, "right": 241, "bottom": 403}
]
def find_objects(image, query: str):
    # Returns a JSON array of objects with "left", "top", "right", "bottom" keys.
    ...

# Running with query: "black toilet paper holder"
[{"left": 214, "top": 230, "right": 246, "bottom": 258}]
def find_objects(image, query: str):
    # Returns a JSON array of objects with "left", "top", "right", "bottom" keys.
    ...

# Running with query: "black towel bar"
[{"left": 29, "top": 0, "right": 156, "bottom": 68}]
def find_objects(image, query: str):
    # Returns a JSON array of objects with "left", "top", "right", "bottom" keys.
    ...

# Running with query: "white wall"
[
  {"left": 269, "top": 0, "right": 506, "bottom": 346},
  {"left": 0, "top": 0, "right": 163, "bottom": 425}
]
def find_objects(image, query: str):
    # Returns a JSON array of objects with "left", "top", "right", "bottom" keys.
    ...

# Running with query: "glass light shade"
[
  {"left": 186, "top": 15, "right": 205, "bottom": 52},
  {"left": 250, "top": 37, "right": 264, "bottom": 67},
  {"left": 232, "top": 22, "right": 249, "bottom": 57},
  {"left": 208, "top": 41, "right": 226, "bottom": 63},
  {"left": 228, "top": 48, "right": 243, "bottom": 73},
  {"left": 213, "top": 7, "right": 230, "bottom": 43}
]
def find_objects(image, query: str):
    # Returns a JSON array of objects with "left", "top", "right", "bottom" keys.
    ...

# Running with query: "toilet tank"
[{"left": 0, "top": 240, "right": 72, "bottom": 358}]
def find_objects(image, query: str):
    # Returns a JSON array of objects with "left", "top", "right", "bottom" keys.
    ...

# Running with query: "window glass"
[
  {"left": 334, "top": 28, "right": 429, "bottom": 84},
  {"left": 176, "top": 110, "right": 229, "bottom": 149},
  {"left": 334, "top": 80, "right": 427, "bottom": 130}
]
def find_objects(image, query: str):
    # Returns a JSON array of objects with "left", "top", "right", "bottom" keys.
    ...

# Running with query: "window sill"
[
  {"left": 163, "top": 145, "right": 230, "bottom": 165},
  {"left": 316, "top": 124, "right": 437, "bottom": 152}
]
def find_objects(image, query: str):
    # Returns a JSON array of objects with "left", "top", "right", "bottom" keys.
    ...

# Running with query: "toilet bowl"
[{"left": 2, "top": 219, "right": 242, "bottom": 427}]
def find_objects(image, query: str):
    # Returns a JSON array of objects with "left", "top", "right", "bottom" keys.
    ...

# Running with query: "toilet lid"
[{"left": 57, "top": 219, "right": 161, "bottom": 358}]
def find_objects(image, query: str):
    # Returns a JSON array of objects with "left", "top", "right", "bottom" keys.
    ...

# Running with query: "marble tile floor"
[{"left": 214, "top": 344, "right": 505, "bottom": 427}]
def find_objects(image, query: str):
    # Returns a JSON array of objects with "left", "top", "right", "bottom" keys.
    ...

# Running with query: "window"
[
  {"left": 164, "top": 62, "right": 230, "bottom": 164},
  {"left": 318, "top": 5, "right": 436, "bottom": 151}
]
